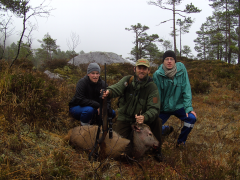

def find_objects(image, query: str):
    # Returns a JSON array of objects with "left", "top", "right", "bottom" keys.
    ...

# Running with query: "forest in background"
[{"left": 1, "top": 0, "right": 240, "bottom": 68}]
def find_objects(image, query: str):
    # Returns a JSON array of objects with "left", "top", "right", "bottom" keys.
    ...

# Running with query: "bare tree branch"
[
  {"left": 0, "top": 15, "right": 14, "bottom": 60},
  {"left": 10, "top": 0, "right": 55, "bottom": 68},
  {"left": 67, "top": 31, "right": 80, "bottom": 65}
]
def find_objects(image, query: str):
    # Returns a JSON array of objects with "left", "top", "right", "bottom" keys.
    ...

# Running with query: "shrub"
[
  {"left": 12, "top": 58, "right": 34, "bottom": 70},
  {"left": 1, "top": 71, "right": 64, "bottom": 128},
  {"left": 214, "top": 68, "right": 235, "bottom": 79},
  {"left": 191, "top": 79, "right": 210, "bottom": 94},
  {"left": 40, "top": 59, "right": 68, "bottom": 71},
  {"left": 100, "top": 63, "right": 135, "bottom": 77}
]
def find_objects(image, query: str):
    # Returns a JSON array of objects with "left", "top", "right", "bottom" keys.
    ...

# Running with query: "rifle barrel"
[{"left": 104, "top": 63, "right": 106, "bottom": 90}]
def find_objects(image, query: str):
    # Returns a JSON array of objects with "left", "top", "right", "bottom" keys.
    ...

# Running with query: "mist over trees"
[
  {"left": 0, "top": 0, "right": 80, "bottom": 69},
  {"left": 1, "top": 0, "right": 240, "bottom": 68}
]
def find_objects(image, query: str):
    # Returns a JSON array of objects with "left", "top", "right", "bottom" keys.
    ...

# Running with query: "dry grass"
[{"left": 0, "top": 59, "right": 240, "bottom": 179}]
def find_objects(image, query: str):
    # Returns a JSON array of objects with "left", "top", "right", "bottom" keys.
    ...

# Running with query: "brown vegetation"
[{"left": 0, "top": 59, "right": 240, "bottom": 179}]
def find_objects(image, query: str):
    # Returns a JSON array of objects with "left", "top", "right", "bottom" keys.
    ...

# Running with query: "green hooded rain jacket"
[{"left": 153, "top": 62, "right": 193, "bottom": 113}]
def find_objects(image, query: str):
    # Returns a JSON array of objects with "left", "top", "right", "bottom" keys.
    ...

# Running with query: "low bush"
[
  {"left": 191, "top": 79, "right": 211, "bottom": 94},
  {"left": 40, "top": 58, "right": 68, "bottom": 71}
]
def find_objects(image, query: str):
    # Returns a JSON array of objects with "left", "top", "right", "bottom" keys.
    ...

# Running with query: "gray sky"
[{"left": 5, "top": 0, "right": 213, "bottom": 59}]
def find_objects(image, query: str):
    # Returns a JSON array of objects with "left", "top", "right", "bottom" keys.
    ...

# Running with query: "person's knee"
[
  {"left": 81, "top": 107, "right": 96, "bottom": 119},
  {"left": 84, "top": 106, "right": 95, "bottom": 114},
  {"left": 69, "top": 107, "right": 81, "bottom": 120},
  {"left": 188, "top": 113, "right": 197, "bottom": 124}
]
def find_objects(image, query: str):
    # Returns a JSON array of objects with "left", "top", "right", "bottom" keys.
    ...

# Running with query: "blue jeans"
[
  {"left": 159, "top": 107, "right": 196, "bottom": 144},
  {"left": 69, "top": 105, "right": 116, "bottom": 124}
]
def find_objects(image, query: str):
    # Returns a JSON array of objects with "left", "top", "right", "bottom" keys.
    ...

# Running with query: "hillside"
[{"left": 0, "top": 59, "right": 240, "bottom": 179}]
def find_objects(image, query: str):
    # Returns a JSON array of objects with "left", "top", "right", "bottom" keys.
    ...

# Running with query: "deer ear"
[{"left": 132, "top": 124, "right": 141, "bottom": 132}]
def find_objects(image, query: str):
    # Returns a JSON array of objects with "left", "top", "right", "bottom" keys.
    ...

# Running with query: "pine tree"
[
  {"left": 38, "top": 33, "right": 59, "bottom": 61},
  {"left": 194, "top": 24, "right": 210, "bottom": 60},
  {"left": 148, "top": 0, "right": 201, "bottom": 54},
  {"left": 126, "top": 23, "right": 161, "bottom": 61}
]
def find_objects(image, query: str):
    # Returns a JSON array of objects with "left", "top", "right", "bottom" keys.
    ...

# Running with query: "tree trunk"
[
  {"left": 180, "top": 25, "right": 182, "bottom": 58},
  {"left": 135, "top": 31, "right": 139, "bottom": 61},
  {"left": 203, "top": 26, "right": 206, "bottom": 60},
  {"left": 173, "top": 2, "right": 177, "bottom": 54},
  {"left": 225, "top": 0, "right": 228, "bottom": 63},
  {"left": 238, "top": 0, "right": 240, "bottom": 64},
  {"left": 217, "top": 43, "right": 220, "bottom": 60},
  {"left": 10, "top": 8, "right": 26, "bottom": 68},
  {"left": 228, "top": 20, "right": 231, "bottom": 64}
]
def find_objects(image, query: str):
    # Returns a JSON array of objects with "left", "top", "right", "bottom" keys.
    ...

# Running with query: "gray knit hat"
[
  {"left": 162, "top": 50, "right": 176, "bottom": 62},
  {"left": 87, "top": 63, "right": 100, "bottom": 74}
]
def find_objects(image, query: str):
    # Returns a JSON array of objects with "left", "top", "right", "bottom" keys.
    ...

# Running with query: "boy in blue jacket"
[{"left": 153, "top": 50, "right": 197, "bottom": 147}]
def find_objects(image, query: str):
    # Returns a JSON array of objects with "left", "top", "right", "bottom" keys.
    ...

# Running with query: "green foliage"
[
  {"left": 37, "top": 33, "right": 59, "bottom": 61},
  {"left": 12, "top": 58, "right": 34, "bottom": 70},
  {"left": 104, "top": 63, "right": 135, "bottom": 78},
  {"left": 184, "top": 3, "right": 202, "bottom": 13},
  {"left": 182, "top": 45, "right": 192, "bottom": 58},
  {"left": 126, "top": 23, "right": 161, "bottom": 61},
  {"left": 161, "top": 40, "right": 172, "bottom": 51},
  {"left": 1, "top": 41, "right": 35, "bottom": 66},
  {"left": 0, "top": 0, "right": 30, "bottom": 16},
  {"left": 214, "top": 68, "right": 235, "bottom": 79},
  {"left": 1, "top": 70, "right": 66, "bottom": 129},
  {"left": 9, "top": 73, "right": 44, "bottom": 99},
  {"left": 148, "top": 0, "right": 201, "bottom": 53},
  {"left": 194, "top": 23, "right": 210, "bottom": 60}
]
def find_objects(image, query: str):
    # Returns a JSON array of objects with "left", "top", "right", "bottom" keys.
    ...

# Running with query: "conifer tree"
[
  {"left": 194, "top": 24, "right": 210, "bottom": 60},
  {"left": 148, "top": 0, "right": 201, "bottom": 54},
  {"left": 38, "top": 33, "right": 59, "bottom": 61},
  {"left": 176, "top": 17, "right": 193, "bottom": 57},
  {"left": 209, "top": 0, "right": 237, "bottom": 63},
  {"left": 126, "top": 23, "right": 161, "bottom": 61}
]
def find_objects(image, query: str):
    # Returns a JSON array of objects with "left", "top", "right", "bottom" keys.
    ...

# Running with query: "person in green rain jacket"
[
  {"left": 102, "top": 59, "right": 163, "bottom": 162},
  {"left": 153, "top": 50, "right": 197, "bottom": 147}
]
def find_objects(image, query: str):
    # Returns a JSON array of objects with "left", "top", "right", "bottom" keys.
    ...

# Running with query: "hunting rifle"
[{"left": 88, "top": 63, "right": 113, "bottom": 161}]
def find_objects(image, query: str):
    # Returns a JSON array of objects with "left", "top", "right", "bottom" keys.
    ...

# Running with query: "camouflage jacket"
[{"left": 107, "top": 75, "right": 160, "bottom": 123}]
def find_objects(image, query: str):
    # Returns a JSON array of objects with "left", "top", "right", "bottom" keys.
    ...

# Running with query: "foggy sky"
[{"left": 4, "top": 0, "right": 213, "bottom": 59}]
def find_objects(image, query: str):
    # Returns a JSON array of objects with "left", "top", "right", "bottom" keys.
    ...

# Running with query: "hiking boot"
[{"left": 162, "top": 126, "right": 174, "bottom": 136}]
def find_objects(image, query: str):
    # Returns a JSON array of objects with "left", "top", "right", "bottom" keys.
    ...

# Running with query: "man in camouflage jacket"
[{"left": 103, "top": 59, "right": 163, "bottom": 162}]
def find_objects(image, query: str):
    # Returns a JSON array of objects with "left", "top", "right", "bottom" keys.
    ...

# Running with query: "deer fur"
[{"left": 64, "top": 123, "right": 159, "bottom": 160}]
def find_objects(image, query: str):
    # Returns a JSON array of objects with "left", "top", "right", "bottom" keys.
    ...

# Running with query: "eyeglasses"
[{"left": 164, "top": 58, "right": 175, "bottom": 61}]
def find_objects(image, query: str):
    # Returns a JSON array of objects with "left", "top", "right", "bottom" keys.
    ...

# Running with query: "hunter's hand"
[
  {"left": 135, "top": 114, "right": 145, "bottom": 124},
  {"left": 102, "top": 90, "right": 109, "bottom": 99},
  {"left": 186, "top": 111, "right": 197, "bottom": 118}
]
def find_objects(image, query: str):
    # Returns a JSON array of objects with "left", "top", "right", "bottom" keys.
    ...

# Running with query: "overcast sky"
[{"left": 5, "top": 0, "right": 213, "bottom": 59}]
